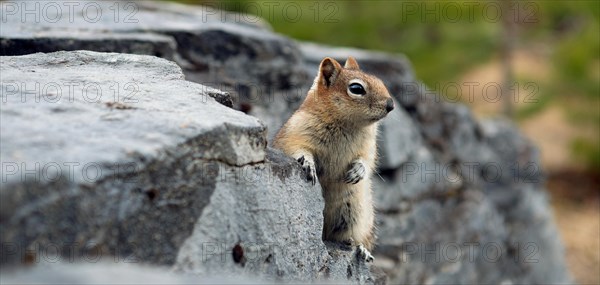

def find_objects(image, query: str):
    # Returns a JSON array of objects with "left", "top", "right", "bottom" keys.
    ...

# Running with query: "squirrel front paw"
[
  {"left": 344, "top": 160, "right": 366, "bottom": 184},
  {"left": 356, "top": 244, "right": 374, "bottom": 262},
  {"left": 297, "top": 155, "right": 317, "bottom": 185}
]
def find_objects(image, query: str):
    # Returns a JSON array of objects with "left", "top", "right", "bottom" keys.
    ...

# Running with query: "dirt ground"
[
  {"left": 461, "top": 49, "right": 600, "bottom": 284},
  {"left": 547, "top": 171, "right": 600, "bottom": 285}
]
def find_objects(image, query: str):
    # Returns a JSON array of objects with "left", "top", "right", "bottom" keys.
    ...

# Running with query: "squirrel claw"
[
  {"left": 356, "top": 244, "right": 374, "bottom": 262},
  {"left": 344, "top": 161, "right": 366, "bottom": 184},
  {"left": 297, "top": 155, "right": 317, "bottom": 185}
]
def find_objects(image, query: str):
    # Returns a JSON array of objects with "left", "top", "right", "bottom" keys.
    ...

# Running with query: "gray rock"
[
  {"left": 0, "top": 31, "right": 178, "bottom": 60},
  {"left": 0, "top": 261, "right": 268, "bottom": 284},
  {"left": 0, "top": 0, "right": 310, "bottom": 106},
  {"left": 377, "top": 99, "right": 422, "bottom": 170},
  {"left": 0, "top": 1, "right": 269, "bottom": 36},
  {"left": 0, "top": 50, "right": 265, "bottom": 265},
  {"left": 173, "top": 148, "right": 378, "bottom": 283},
  {"left": 173, "top": 147, "right": 327, "bottom": 281},
  {"left": 373, "top": 146, "right": 443, "bottom": 212}
]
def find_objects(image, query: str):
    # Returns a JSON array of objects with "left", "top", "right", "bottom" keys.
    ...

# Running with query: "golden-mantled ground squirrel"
[{"left": 274, "top": 57, "right": 394, "bottom": 262}]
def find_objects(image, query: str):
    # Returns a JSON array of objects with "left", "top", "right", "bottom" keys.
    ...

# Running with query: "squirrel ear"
[
  {"left": 319, "top": 57, "right": 342, "bottom": 87},
  {"left": 344, "top": 56, "right": 360, "bottom": 70}
]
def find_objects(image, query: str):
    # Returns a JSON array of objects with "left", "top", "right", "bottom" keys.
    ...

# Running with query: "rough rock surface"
[
  {"left": 0, "top": 262, "right": 267, "bottom": 284},
  {"left": 1, "top": 1, "right": 570, "bottom": 284}
]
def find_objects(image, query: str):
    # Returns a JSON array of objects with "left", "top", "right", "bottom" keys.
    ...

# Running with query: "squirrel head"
[{"left": 307, "top": 57, "right": 395, "bottom": 126}]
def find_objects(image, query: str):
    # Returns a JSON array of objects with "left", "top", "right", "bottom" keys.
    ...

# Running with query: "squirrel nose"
[{"left": 385, "top": 98, "right": 394, "bottom": 113}]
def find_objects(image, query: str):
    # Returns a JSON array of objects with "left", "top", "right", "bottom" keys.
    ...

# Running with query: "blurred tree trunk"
[{"left": 501, "top": 0, "right": 515, "bottom": 118}]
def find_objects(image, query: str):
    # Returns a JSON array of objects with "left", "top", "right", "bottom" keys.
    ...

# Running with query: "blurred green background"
[{"left": 171, "top": 1, "right": 599, "bottom": 282}]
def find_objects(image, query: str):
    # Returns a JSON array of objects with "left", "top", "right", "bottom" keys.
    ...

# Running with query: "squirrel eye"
[{"left": 348, "top": 83, "right": 366, "bottom": 95}]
